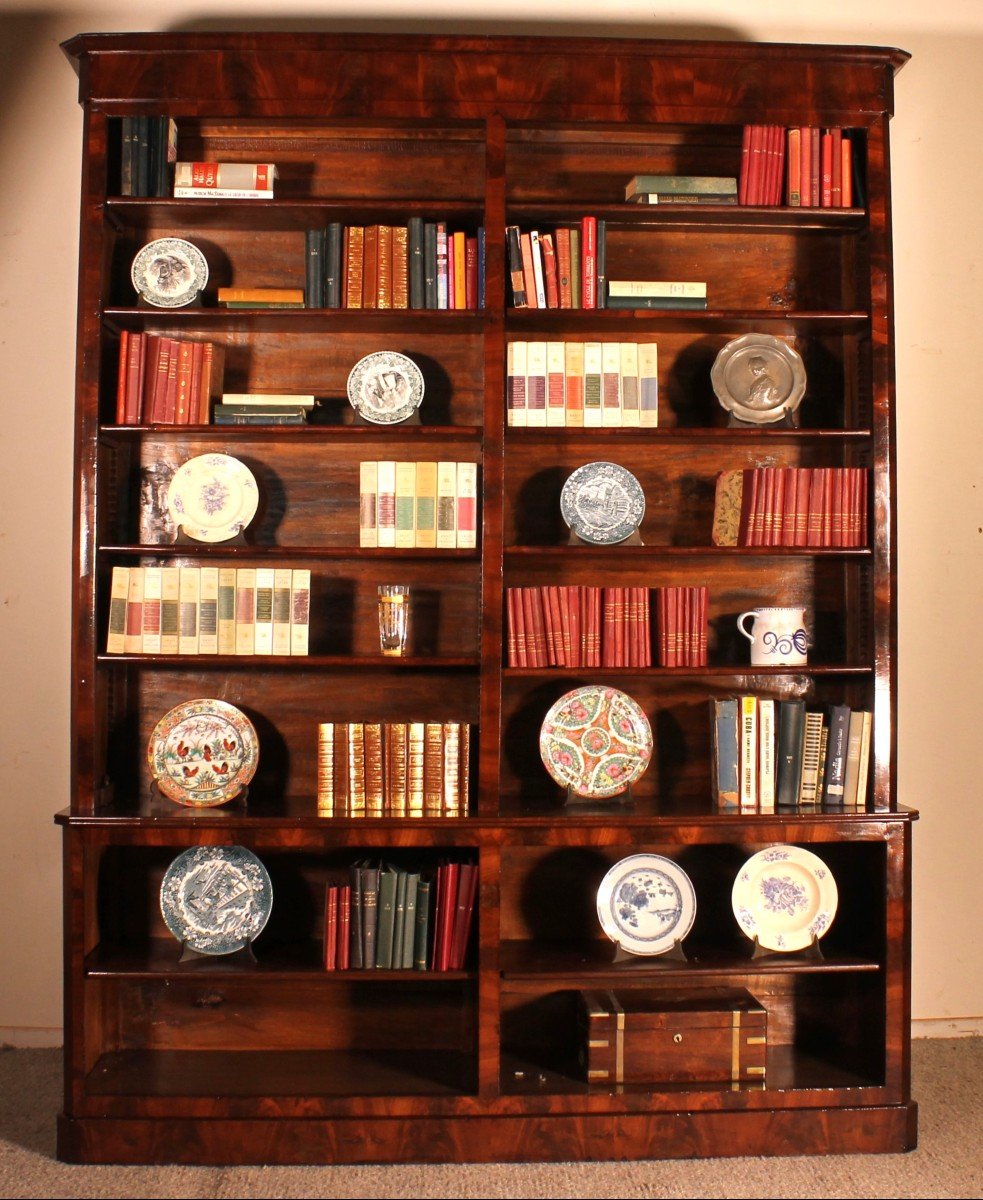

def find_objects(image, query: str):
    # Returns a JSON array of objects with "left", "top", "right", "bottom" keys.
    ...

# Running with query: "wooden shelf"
[
  {"left": 98, "top": 654, "right": 480, "bottom": 669},
  {"left": 103, "top": 307, "right": 491, "bottom": 334}
]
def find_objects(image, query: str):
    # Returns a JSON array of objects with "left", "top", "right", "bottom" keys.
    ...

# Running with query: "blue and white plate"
[
  {"left": 596, "top": 853, "right": 696, "bottom": 956},
  {"left": 732, "top": 845, "right": 838, "bottom": 952},
  {"left": 160, "top": 845, "right": 272, "bottom": 955}
]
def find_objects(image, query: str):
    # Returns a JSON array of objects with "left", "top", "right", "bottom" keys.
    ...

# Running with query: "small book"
[
  {"left": 601, "top": 341, "right": 622, "bottom": 427},
  {"left": 376, "top": 460, "right": 397, "bottom": 549},
  {"left": 619, "top": 342, "right": 640, "bottom": 428},
  {"left": 507, "top": 340, "right": 528, "bottom": 427},
  {"left": 253, "top": 567, "right": 275, "bottom": 655},
  {"left": 524, "top": 341, "right": 547, "bottom": 428},
  {"left": 757, "top": 698, "right": 776, "bottom": 812},
  {"left": 414, "top": 878, "right": 432, "bottom": 971},
  {"left": 160, "top": 566, "right": 180, "bottom": 654},
  {"left": 178, "top": 566, "right": 200, "bottom": 655},
  {"left": 711, "top": 698, "right": 739, "bottom": 808},
  {"left": 564, "top": 341, "right": 585, "bottom": 427},
  {"left": 456, "top": 462, "right": 478, "bottom": 550},
  {"left": 415, "top": 461, "right": 438, "bottom": 549},
  {"left": 375, "top": 867, "right": 398, "bottom": 969},
  {"left": 123, "top": 566, "right": 145, "bottom": 654},
  {"left": 106, "top": 566, "right": 130, "bottom": 654},
  {"left": 197, "top": 566, "right": 219, "bottom": 655},
  {"left": 546, "top": 341, "right": 566, "bottom": 427},
  {"left": 435, "top": 462, "right": 457, "bottom": 550},
  {"left": 739, "top": 694, "right": 758, "bottom": 811},
  {"left": 359, "top": 461, "right": 378, "bottom": 549},
  {"left": 583, "top": 342, "right": 603, "bottom": 428},
  {"left": 216, "top": 567, "right": 237, "bottom": 655},
  {"left": 394, "top": 461, "right": 417, "bottom": 549},
  {"left": 290, "top": 569, "right": 311, "bottom": 656},
  {"left": 638, "top": 342, "right": 659, "bottom": 428},
  {"left": 271, "top": 568, "right": 292, "bottom": 656}
]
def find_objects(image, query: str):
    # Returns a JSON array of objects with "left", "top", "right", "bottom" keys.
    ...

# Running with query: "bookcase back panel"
[{"left": 498, "top": 675, "right": 875, "bottom": 805}]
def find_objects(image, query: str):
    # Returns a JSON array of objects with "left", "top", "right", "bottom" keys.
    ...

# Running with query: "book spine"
[
  {"left": 456, "top": 462, "right": 478, "bottom": 549},
  {"left": 272, "top": 567, "right": 292, "bottom": 656},
  {"left": 159, "top": 566, "right": 180, "bottom": 654},
  {"left": 140, "top": 567, "right": 162, "bottom": 656},
  {"left": 414, "top": 460, "right": 437, "bottom": 549},
  {"left": 324, "top": 222, "right": 343, "bottom": 308},
  {"left": 435, "top": 462, "right": 458, "bottom": 550},
  {"left": 197, "top": 566, "right": 219, "bottom": 655},
  {"left": 348, "top": 723, "right": 366, "bottom": 817},
  {"left": 253, "top": 567, "right": 274, "bottom": 655},
  {"left": 233, "top": 568, "right": 255, "bottom": 656},
  {"left": 289, "top": 569, "right": 311, "bottom": 656},
  {"left": 564, "top": 341, "right": 584, "bottom": 427},
  {"left": 581, "top": 216, "right": 597, "bottom": 308},
  {"left": 216, "top": 567, "right": 237, "bottom": 655},
  {"left": 317, "top": 723, "right": 335, "bottom": 816},
  {"left": 546, "top": 341, "right": 566, "bottom": 427},
  {"left": 106, "top": 566, "right": 129, "bottom": 654},
  {"left": 376, "top": 460, "right": 397, "bottom": 548},
  {"left": 407, "top": 722, "right": 426, "bottom": 817},
  {"left": 394, "top": 460, "right": 417, "bottom": 549},
  {"left": 359, "top": 460, "right": 378, "bottom": 549},
  {"left": 364, "top": 723, "right": 385, "bottom": 817},
  {"left": 739, "top": 694, "right": 758, "bottom": 811}
]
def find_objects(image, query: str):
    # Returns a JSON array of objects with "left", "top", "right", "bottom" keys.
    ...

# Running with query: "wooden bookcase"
[{"left": 57, "top": 32, "right": 915, "bottom": 1164}]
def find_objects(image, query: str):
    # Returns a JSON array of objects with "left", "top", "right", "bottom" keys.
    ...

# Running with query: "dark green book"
[
  {"left": 401, "top": 873, "right": 420, "bottom": 969},
  {"left": 408, "top": 217, "right": 425, "bottom": 309},
  {"left": 305, "top": 228, "right": 324, "bottom": 308},
  {"left": 348, "top": 864, "right": 364, "bottom": 970},
  {"left": 391, "top": 870, "right": 408, "bottom": 969},
  {"left": 605, "top": 295, "right": 708, "bottom": 310},
  {"left": 414, "top": 878, "right": 431, "bottom": 971},
  {"left": 776, "top": 699, "right": 806, "bottom": 807},
  {"left": 362, "top": 865, "right": 381, "bottom": 969},
  {"left": 375, "top": 867, "right": 398, "bottom": 969}
]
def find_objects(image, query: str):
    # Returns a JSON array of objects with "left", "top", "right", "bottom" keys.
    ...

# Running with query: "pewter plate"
[
  {"left": 596, "top": 853, "right": 696, "bottom": 956},
  {"left": 539, "top": 684, "right": 652, "bottom": 798},
  {"left": 160, "top": 845, "right": 273, "bottom": 955},
  {"left": 131, "top": 237, "right": 208, "bottom": 308},
  {"left": 731, "top": 845, "right": 838, "bottom": 952},
  {"left": 710, "top": 333, "right": 806, "bottom": 424},
  {"left": 346, "top": 351, "right": 425, "bottom": 424},
  {"left": 560, "top": 461, "right": 645, "bottom": 545}
]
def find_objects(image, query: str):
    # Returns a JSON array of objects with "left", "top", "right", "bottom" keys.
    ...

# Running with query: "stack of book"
[
  {"left": 118, "top": 116, "right": 177, "bottom": 197},
  {"left": 106, "top": 565, "right": 310, "bottom": 656},
  {"left": 115, "top": 333, "right": 222, "bottom": 425},
  {"left": 506, "top": 340, "right": 658, "bottom": 428},
  {"left": 173, "top": 161, "right": 277, "bottom": 199},
  {"left": 213, "top": 393, "right": 314, "bottom": 425},
  {"left": 316, "top": 721, "right": 471, "bottom": 818},
  {"left": 358, "top": 461, "right": 478, "bottom": 550},
  {"left": 505, "top": 585, "right": 709, "bottom": 669},
  {"left": 217, "top": 287, "right": 305, "bottom": 309},
  {"left": 711, "top": 695, "right": 871, "bottom": 811},
  {"left": 739, "top": 125, "right": 858, "bottom": 207},
  {"left": 624, "top": 174, "right": 738, "bottom": 205},
  {"left": 305, "top": 221, "right": 485, "bottom": 310},
  {"left": 712, "top": 467, "right": 869, "bottom": 548},
  {"left": 605, "top": 280, "right": 708, "bottom": 311},
  {"left": 506, "top": 217, "right": 605, "bottom": 309},
  {"left": 324, "top": 860, "right": 477, "bottom": 972}
]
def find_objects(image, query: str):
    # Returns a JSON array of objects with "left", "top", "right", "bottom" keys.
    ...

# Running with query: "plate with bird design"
[{"left": 148, "top": 698, "right": 259, "bottom": 807}]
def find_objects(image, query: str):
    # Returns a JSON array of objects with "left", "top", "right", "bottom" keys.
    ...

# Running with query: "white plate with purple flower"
[
  {"left": 731, "top": 845, "right": 838, "bottom": 952},
  {"left": 166, "top": 453, "right": 258, "bottom": 542},
  {"left": 596, "top": 853, "right": 696, "bottom": 956}
]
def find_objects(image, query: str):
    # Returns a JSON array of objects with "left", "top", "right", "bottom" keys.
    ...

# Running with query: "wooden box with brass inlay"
[{"left": 579, "top": 988, "right": 767, "bottom": 1085}]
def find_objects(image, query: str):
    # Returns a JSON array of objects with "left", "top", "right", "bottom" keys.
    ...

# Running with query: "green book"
[
  {"left": 401, "top": 873, "right": 420, "bottom": 969},
  {"left": 414, "top": 878, "right": 432, "bottom": 971},
  {"left": 348, "top": 864, "right": 364, "bottom": 970},
  {"left": 375, "top": 866, "right": 398, "bottom": 969},
  {"left": 361, "top": 865, "right": 381, "bottom": 969},
  {"left": 391, "top": 870, "right": 408, "bottom": 970}
]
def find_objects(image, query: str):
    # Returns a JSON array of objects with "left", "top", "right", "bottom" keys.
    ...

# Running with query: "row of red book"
[
  {"left": 316, "top": 721, "right": 470, "bottom": 819},
  {"left": 712, "top": 695, "right": 871, "bottom": 812},
  {"left": 507, "top": 217, "right": 605, "bottom": 309},
  {"left": 105, "top": 565, "right": 311, "bottom": 657},
  {"left": 324, "top": 860, "right": 476, "bottom": 972},
  {"left": 739, "top": 125, "right": 859, "bottom": 207},
  {"left": 506, "top": 585, "right": 708, "bottom": 669},
  {"left": 358, "top": 461, "right": 479, "bottom": 550},
  {"left": 115, "top": 332, "right": 223, "bottom": 426},
  {"left": 713, "top": 467, "right": 869, "bottom": 549}
]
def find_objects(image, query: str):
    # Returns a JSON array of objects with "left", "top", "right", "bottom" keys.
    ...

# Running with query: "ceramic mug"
[{"left": 737, "top": 606, "right": 809, "bottom": 666}]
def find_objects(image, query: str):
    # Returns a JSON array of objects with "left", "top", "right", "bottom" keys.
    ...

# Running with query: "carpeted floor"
[{"left": 0, "top": 1038, "right": 980, "bottom": 1198}]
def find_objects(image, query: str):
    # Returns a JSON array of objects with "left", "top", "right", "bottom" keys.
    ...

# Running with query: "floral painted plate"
[
  {"left": 731, "top": 845, "right": 838, "bottom": 952},
  {"left": 596, "top": 853, "right": 696, "bottom": 956},
  {"left": 539, "top": 684, "right": 652, "bottom": 798},
  {"left": 166, "top": 453, "right": 258, "bottom": 543},
  {"left": 160, "top": 845, "right": 272, "bottom": 954},
  {"left": 131, "top": 237, "right": 208, "bottom": 308},
  {"left": 148, "top": 698, "right": 259, "bottom": 807}
]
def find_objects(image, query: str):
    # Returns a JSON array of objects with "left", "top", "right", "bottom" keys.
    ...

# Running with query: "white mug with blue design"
[{"left": 737, "top": 606, "right": 809, "bottom": 666}]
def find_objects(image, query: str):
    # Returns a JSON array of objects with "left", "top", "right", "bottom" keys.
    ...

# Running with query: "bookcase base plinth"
[{"left": 57, "top": 1102, "right": 918, "bottom": 1165}]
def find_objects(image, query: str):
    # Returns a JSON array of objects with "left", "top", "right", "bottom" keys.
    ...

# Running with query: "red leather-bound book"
[
  {"left": 821, "top": 132, "right": 834, "bottom": 206},
  {"left": 642, "top": 587, "right": 652, "bottom": 668},
  {"left": 115, "top": 330, "right": 129, "bottom": 424},
  {"left": 771, "top": 468, "right": 787, "bottom": 546},
  {"left": 528, "top": 587, "right": 548, "bottom": 668},
  {"left": 781, "top": 467, "right": 798, "bottom": 546},
  {"left": 738, "top": 468, "right": 757, "bottom": 546},
  {"left": 337, "top": 885, "right": 351, "bottom": 970},
  {"left": 324, "top": 885, "right": 338, "bottom": 971},
  {"left": 506, "top": 589, "right": 517, "bottom": 667},
  {"left": 829, "top": 128, "right": 843, "bottom": 207},
  {"left": 540, "top": 233, "right": 560, "bottom": 309},
  {"left": 448, "top": 862, "right": 478, "bottom": 970},
  {"left": 799, "top": 126, "right": 813, "bottom": 207},
  {"left": 738, "top": 123, "right": 752, "bottom": 205},
  {"left": 831, "top": 468, "right": 845, "bottom": 547},
  {"left": 519, "top": 232, "right": 538, "bottom": 309},
  {"left": 465, "top": 236, "right": 478, "bottom": 308},
  {"left": 124, "top": 331, "right": 145, "bottom": 425},
  {"left": 568, "top": 585, "right": 581, "bottom": 669},
  {"left": 435, "top": 861, "right": 460, "bottom": 971}
]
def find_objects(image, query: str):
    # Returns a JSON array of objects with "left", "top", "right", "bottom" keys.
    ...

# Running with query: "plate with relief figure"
[
  {"left": 347, "top": 350, "right": 425, "bottom": 424},
  {"left": 560, "top": 461, "right": 645, "bottom": 545},
  {"left": 166, "top": 452, "right": 259, "bottom": 543},
  {"left": 160, "top": 845, "right": 272, "bottom": 955},
  {"left": 731, "top": 845, "right": 838, "bottom": 952},
  {"left": 710, "top": 333, "right": 806, "bottom": 425},
  {"left": 596, "top": 853, "right": 697, "bottom": 956},
  {"left": 539, "top": 684, "right": 652, "bottom": 799},
  {"left": 131, "top": 237, "right": 208, "bottom": 308},
  {"left": 148, "top": 698, "right": 259, "bottom": 807}
]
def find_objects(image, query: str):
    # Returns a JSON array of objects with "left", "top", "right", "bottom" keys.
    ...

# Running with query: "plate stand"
[
  {"left": 567, "top": 528, "right": 644, "bottom": 547},
  {"left": 177, "top": 939, "right": 258, "bottom": 966},
  {"left": 137, "top": 295, "right": 203, "bottom": 309},
  {"left": 563, "top": 784, "right": 634, "bottom": 807},
  {"left": 612, "top": 938, "right": 688, "bottom": 963},
  {"left": 351, "top": 410, "right": 421, "bottom": 426},
  {"left": 172, "top": 526, "right": 249, "bottom": 546},
  {"left": 152, "top": 782, "right": 251, "bottom": 811},
  {"left": 727, "top": 411, "right": 800, "bottom": 430},
  {"left": 750, "top": 933, "right": 824, "bottom": 962}
]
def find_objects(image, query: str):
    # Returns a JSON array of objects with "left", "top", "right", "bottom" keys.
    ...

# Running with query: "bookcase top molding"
[{"left": 62, "top": 32, "right": 909, "bottom": 123}]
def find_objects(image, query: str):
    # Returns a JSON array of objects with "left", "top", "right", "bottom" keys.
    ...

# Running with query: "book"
[
  {"left": 198, "top": 566, "right": 219, "bottom": 655},
  {"left": 160, "top": 566, "right": 180, "bottom": 654},
  {"left": 253, "top": 567, "right": 275, "bottom": 654},
  {"left": 776, "top": 699, "right": 806, "bottom": 807},
  {"left": 507, "top": 339, "right": 528, "bottom": 427},
  {"left": 600, "top": 341, "right": 622, "bottom": 427},
  {"left": 415, "top": 461, "right": 437, "bottom": 549},
  {"left": 797, "top": 709, "right": 826, "bottom": 806},
  {"left": 174, "top": 161, "right": 276, "bottom": 192},
  {"left": 821, "top": 704, "right": 852, "bottom": 805},
  {"left": 216, "top": 567, "right": 237, "bottom": 655},
  {"left": 625, "top": 174, "right": 737, "bottom": 200},
  {"left": 414, "top": 878, "right": 431, "bottom": 971},
  {"left": 629, "top": 193, "right": 738, "bottom": 205},
  {"left": 711, "top": 698, "right": 740, "bottom": 808},
  {"left": 739, "top": 694, "right": 758, "bottom": 811},
  {"left": 638, "top": 342, "right": 659, "bottom": 428},
  {"left": 394, "top": 461, "right": 417, "bottom": 549},
  {"left": 583, "top": 342, "right": 603, "bottom": 428},
  {"left": 271, "top": 568, "right": 292, "bottom": 656},
  {"left": 525, "top": 340, "right": 547, "bottom": 428},
  {"left": 456, "top": 463, "right": 478, "bottom": 549},
  {"left": 375, "top": 867, "right": 398, "bottom": 968},
  {"left": 564, "top": 341, "right": 585, "bottom": 427},
  {"left": 607, "top": 280, "right": 707, "bottom": 299},
  {"left": 436, "top": 461, "right": 458, "bottom": 550},
  {"left": 106, "top": 566, "right": 129, "bottom": 653},
  {"left": 359, "top": 460, "right": 378, "bottom": 548},
  {"left": 757, "top": 698, "right": 776, "bottom": 812},
  {"left": 546, "top": 341, "right": 566, "bottom": 427},
  {"left": 217, "top": 287, "right": 304, "bottom": 305},
  {"left": 290, "top": 569, "right": 311, "bottom": 656},
  {"left": 177, "top": 566, "right": 199, "bottom": 655},
  {"left": 376, "top": 461, "right": 397, "bottom": 548},
  {"left": 233, "top": 568, "right": 256, "bottom": 656}
]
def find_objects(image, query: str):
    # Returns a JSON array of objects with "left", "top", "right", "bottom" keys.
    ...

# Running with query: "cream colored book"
[
  {"left": 757, "top": 698, "right": 776, "bottom": 812},
  {"left": 123, "top": 566, "right": 144, "bottom": 654},
  {"left": 178, "top": 567, "right": 200, "bottom": 655},
  {"left": 546, "top": 341, "right": 566, "bottom": 427},
  {"left": 106, "top": 566, "right": 129, "bottom": 654},
  {"left": 525, "top": 340, "right": 548, "bottom": 427},
  {"left": 601, "top": 341, "right": 623, "bottom": 427},
  {"left": 638, "top": 342, "right": 659, "bottom": 428},
  {"left": 507, "top": 339, "right": 528, "bottom": 427},
  {"left": 456, "top": 462, "right": 478, "bottom": 550},
  {"left": 140, "top": 566, "right": 162, "bottom": 655},
  {"left": 290, "top": 569, "right": 311, "bottom": 656},
  {"left": 436, "top": 461, "right": 458, "bottom": 549},
  {"left": 415, "top": 461, "right": 437, "bottom": 549},
  {"left": 272, "top": 568, "right": 292, "bottom": 655},
  {"left": 160, "top": 566, "right": 180, "bottom": 654},
  {"left": 198, "top": 566, "right": 219, "bottom": 655},
  {"left": 564, "top": 341, "right": 585, "bottom": 428},
  {"left": 583, "top": 341, "right": 603, "bottom": 428},
  {"left": 394, "top": 461, "right": 417, "bottom": 549},
  {"left": 216, "top": 567, "right": 237, "bottom": 655},
  {"left": 253, "top": 567, "right": 275, "bottom": 654},
  {"left": 619, "top": 342, "right": 640, "bottom": 427},
  {"left": 234, "top": 568, "right": 256, "bottom": 656},
  {"left": 376, "top": 460, "right": 397, "bottom": 549},
  {"left": 359, "top": 460, "right": 378, "bottom": 548}
]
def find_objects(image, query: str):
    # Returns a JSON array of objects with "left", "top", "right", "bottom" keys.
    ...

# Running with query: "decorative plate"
[
  {"left": 732, "top": 845, "right": 838, "bottom": 952},
  {"left": 166, "top": 453, "right": 259, "bottom": 543},
  {"left": 596, "top": 853, "right": 697, "bottom": 956},
  {"left": 539, "top": 685, "right": 653, "bottom": 798},
  {"left": 160, "top": 845, "right": 272, "bottom": 955},
  {"left": 131, "top": 237, "right": 208, "bottom": 308},
  {"left": 710, "top": 333, "right": 806, "bottom": 424},
  {"left": 148, "top": 698, "right": 259, "bottom": 807},
  {"left": 560, "top": 461, "right": 645, "bottom": 545},
  {"left": 346, "top": 351, "right": 425, "bottom": 424}
]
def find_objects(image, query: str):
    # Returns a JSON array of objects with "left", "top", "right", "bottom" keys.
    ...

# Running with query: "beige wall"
[{"left": 1, "top": 0, "right": 979, "bottom": 1042}]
